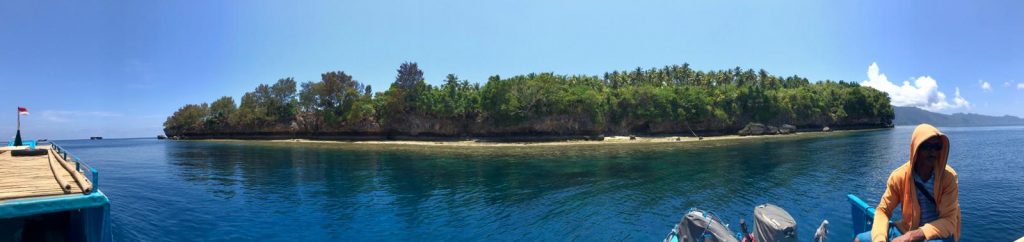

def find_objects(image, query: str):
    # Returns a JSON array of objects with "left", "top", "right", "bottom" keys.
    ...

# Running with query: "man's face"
[{"left": 914, "top": 137, "right": 943, "bottom": 176}]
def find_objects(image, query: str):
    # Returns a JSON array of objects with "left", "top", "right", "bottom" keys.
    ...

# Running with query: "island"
[
  {"left": 893, "top": 106, "right": 1024, "bottom": 127},
  {"left": 163, "top": 62, "right": 894, "bottom": 142}
]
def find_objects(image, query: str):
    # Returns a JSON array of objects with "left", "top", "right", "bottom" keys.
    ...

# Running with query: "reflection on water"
[{"left": 59, "top": 126, "right": 1024, "bottom": 241}]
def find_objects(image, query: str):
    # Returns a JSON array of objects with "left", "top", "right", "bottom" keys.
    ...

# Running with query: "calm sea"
[{"left": 57, "top": 126, "right": 1024, "bottom": 241}]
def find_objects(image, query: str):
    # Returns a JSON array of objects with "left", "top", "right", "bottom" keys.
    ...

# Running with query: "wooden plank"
[
  {"left": 51, "top": 149, "right": 93, "bottom": 193},
  {"left": 0, "top": 187, "right": 73, "bottom": 193},
  {"left": 0, "top": 145, "right": 91, "bottom": 202},
  {"left": 47, "top": 150, "right": 73, "bottom": 193},
  {"left": 0, "top": 192, "right": 67, "bottom": 201},
  {"left": 0, "top": 188, "right": 67, "bottom": 194}
]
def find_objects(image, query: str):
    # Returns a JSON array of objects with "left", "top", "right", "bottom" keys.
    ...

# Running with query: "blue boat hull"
[{"left": 0, "top": 191, "right": 112, "bottom": 242}]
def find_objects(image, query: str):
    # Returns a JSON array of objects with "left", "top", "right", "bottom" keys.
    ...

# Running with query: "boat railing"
[
  {"left": 50, "top": 142, "right": 100, "bottom": 191},
  {"left": 847, "top": 194, "right": 875, "bottom": 235},
  {"left": 848, "top": 194, "right": 903, "bottom": 238}
]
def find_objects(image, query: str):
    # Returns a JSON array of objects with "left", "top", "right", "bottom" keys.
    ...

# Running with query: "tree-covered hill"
[
  {"left": 894, "top": 106, "right": 1024, "bottom": 127},
  {"left": 164, "top": 62, "right": 894, "bottom": 140}
]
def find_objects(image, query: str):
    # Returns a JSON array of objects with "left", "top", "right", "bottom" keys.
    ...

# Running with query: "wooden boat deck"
[{"left": 0, "top": 144, "right": 92, "bottom": 202}]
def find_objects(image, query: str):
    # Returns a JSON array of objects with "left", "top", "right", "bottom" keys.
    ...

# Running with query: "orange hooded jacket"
[{"left": 872, "top": 124, "right": 961, "bottom": 241}]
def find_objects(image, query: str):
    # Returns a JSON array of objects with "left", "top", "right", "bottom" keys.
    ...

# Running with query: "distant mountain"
[{"left": 894, "top": 106, "right": 1024, "bottom": 126}]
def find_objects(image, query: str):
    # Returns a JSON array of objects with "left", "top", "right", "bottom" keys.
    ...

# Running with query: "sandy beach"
[{"left": 201, "top": 129, "right": 877, "bottom": 148}]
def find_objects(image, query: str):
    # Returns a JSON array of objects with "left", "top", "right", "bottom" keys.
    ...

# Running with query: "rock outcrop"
[
  {"left": 779, "top": 124, "right": 797, "bottom": 134},
  {"left": 739, "top": 123, "right": 800, "bottom": 136},
  {"left": 738, "top": 123, "right": 768, "bottom": 136}
]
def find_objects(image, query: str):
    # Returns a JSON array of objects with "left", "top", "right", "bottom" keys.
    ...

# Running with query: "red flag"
[{"left": 18, "top": 107, "right": 28, "bottom": 116}]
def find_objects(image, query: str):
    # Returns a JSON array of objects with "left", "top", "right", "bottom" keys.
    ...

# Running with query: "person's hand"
[
  {"left": 890, "top": 234, "right": 913, "bottom": 242},
  {"left": 891, "top": 229, "right": 926, "bottom": 242}
]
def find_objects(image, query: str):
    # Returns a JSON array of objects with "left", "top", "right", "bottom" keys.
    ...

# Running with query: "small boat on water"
[
  {"left": 89, "top": 137, "right": 102, "bottom": 140},
  {"left": 0, "top": 142, "right": 111, "bottom": 241}
]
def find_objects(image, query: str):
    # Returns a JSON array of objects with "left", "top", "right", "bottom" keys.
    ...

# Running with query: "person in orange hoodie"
[{"left": 855, "top": 124, "right": 961, "bottom": 242}]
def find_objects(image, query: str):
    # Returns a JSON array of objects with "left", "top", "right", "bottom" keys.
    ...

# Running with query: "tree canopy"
[{"left": 164, "top": 62, "right": 893, "bottom": 138}]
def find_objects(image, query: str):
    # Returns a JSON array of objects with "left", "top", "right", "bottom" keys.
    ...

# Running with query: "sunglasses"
[{"left": 919, "top": 141, "right": 943, "bottom": 152}]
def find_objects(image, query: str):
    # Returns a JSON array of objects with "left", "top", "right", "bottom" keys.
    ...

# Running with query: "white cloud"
[
  {"left": 860, "top": 62, "right": 970, "bottom": 111},
  {"left": 952, "top": 87, "right": 969, "bottom": 107},
  {"left": 39, "top": 110, "right": 124, "bottom": 123},
  {"left": 10, "top": 110, "right": 159, "bottom": 140},
  {"left": 1018, "top": 83, "right": 1024, "bottom": 90},
  {"left": 980, "top": 80, "right": 991, "bottom": 91},
  {"left": 1004, "top": 81, "right": 1012, "bottom": 87}
]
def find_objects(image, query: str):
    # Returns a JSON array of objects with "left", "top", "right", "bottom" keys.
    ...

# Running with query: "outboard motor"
[
  {"left": 752, "top": 204, "right": 797, "bottom": 242},
  {"left": 665, "top": 208, "right": 739, "bottom": 242}
]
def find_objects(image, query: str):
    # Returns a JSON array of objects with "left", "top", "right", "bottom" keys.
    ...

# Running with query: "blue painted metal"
[
  {"left": 0, "top": 192, "right": 112, "bottom": 242},
  {"left": 848, "top": 194, "right": 876, "bottom": 237},
  {"left": 6, "top": 140, "right": 36, "bottom": 148},
  {"left": 0, "top": 191, "right": 109, "bottom": 219},
  {"left": 79, "top": 202, "right": 112, "bottom": 242},
  {"left": 848, "top": 194, "right": 903, "bottom": 239}
]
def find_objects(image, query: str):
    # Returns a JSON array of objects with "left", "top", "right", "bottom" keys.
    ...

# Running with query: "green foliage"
[
  {"left": 296, "top": 71, "right": 372, "bottom": 132},
  {"left": 163, "top": 103, "right": 209, "bottom": 134},
  {"left": 164, "top": 62, "right": 894, "bottom": 137},
  {"left": 229, "top": 78, "right": 297, "bottom": 130},
  {"left": 434, "top": 74, "right": 480, "bottom": 119},
  {"left": 394, "top": 62, "right": 424, "bottom": 90},
  {"left": 377, "top": 63, "right": 431, "bottom": 128},
  {"left": 207, "top": 96, "right": 236, "bottom": 129}
]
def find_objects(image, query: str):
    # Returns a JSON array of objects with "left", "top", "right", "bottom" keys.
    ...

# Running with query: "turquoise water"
[{"left": 58, "top": 126, "right": 1024, "bottom": 241}]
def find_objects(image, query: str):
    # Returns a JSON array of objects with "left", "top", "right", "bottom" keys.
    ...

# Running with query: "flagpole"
[{"left": 15, "top": 108, "right": 22, "bottom": 147}]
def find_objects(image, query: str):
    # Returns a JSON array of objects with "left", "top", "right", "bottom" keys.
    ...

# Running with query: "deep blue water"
[{"left": 57, "top": 126, "right": 1024, "bottom": 241}]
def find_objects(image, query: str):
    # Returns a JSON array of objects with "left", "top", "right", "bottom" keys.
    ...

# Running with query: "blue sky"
[{"left": 2, "top": 0, "right": 1022, "bottom": 139}]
